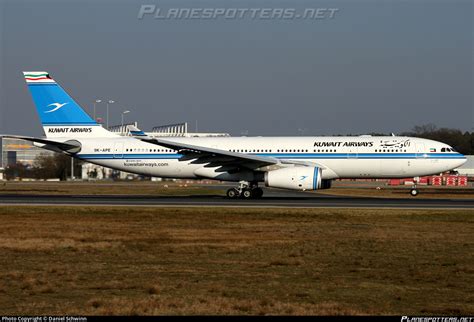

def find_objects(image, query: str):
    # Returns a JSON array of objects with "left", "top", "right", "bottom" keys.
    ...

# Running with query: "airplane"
[{"left": 1, "top": 71, "right": 467, "bottom": 198}]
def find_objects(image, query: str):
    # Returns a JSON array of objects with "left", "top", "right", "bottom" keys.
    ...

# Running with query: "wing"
[
  {"left": 127, "top": 126, "right": 279, "bottom": 171},
  {"left": 127, "top": 125, "right": 330, "bottom": 173},
  {"left": 147, "top": 137, "right": 279, "bottom": 171}
]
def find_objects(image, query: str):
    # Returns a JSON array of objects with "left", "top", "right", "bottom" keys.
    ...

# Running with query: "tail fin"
[{"left": 23, "top": 71, "right": 115, "bottom": 138}]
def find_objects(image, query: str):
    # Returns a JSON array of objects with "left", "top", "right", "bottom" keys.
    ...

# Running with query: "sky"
[{"left": 0, "top": 0, "right": 472, "bottom": 137}]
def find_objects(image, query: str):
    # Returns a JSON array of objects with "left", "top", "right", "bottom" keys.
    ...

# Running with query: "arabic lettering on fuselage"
[{"left": 380, "top": 139, "right": 411, "bottom": 148}]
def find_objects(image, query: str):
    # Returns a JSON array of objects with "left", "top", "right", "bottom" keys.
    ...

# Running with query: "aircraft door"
[
  {"left": 415, "top": 143, "right": 425, "bottom": 159},
  {"left": 113, "top": 142, "right": 124, "bottom": 158},
  {"left": 347, "top": 146, "right": 358, "bottom": 159}
]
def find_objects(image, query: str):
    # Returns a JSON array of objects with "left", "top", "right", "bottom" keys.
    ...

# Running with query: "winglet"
[{"left": 127, "top": 125, "right": 148, "bottom": 137}]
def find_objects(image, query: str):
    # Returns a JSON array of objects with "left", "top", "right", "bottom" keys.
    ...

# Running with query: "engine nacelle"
[{"left": 264, "top": 166, "right": 322, "bottom": 191}]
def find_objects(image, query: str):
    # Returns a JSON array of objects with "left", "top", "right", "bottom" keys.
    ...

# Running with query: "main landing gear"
[
  {"left": 226, "top": 181, "right": 264, "bottom": 199},
  {"left": 410, "top": 177, "right": 419, "bottom": 197}
]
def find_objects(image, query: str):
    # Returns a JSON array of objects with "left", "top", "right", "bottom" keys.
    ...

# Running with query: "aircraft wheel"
[
  {"left": 241, "top": 188, "right": 253, "bottom": 199},
  {"left": 226, "top": 188, "right": 240, "bottom": 199},
  {"left": 410, "top": 189, "right": 418, "bottom": 197},
  {"left": 252, "top": 187, "right": 264, "bottom": 198}
]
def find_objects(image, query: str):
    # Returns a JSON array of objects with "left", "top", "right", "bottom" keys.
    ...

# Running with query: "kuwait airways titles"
[{"left": 314, "top": 141, "right": 374, "bottom": 147}]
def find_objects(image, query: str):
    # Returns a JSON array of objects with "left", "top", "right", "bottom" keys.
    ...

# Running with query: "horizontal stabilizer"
[{"left": 0, "top": 135, "right": 81, "bottom": 154}]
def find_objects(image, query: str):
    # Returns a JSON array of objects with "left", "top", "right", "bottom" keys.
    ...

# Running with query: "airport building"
[
  {"left": 108, "top": 122, "right": 230, "bottom": 138},
  {"left": 0, "top": 137, "right": 54, "bottom": 169}
]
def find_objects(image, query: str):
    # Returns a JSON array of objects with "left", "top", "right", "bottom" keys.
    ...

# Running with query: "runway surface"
[{"left": 1, "top": 189, "right": 473, "bottom": 209}]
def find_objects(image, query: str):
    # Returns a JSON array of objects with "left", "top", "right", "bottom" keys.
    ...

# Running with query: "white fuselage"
[{"left": 66, "top": 135, "right": 466, "bottom": 181}]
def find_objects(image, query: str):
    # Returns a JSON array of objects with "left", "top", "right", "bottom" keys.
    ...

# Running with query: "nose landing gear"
[
  {"left": 226, "top": 181, "right": 263, "bottom": 199},
  {"left": 410, "top": 177, "right": 419, "bottom": 197}
]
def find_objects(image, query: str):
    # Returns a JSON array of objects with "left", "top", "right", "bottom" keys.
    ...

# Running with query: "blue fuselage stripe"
[{"left": 76, "top": 152, "right": 466, "bottom": 160}]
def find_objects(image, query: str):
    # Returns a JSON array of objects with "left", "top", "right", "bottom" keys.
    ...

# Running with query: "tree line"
[
  {"left": 4, "top": 153, "right": 83, "bottom": 181},
  {"left": 400, "top": 124, "right": 473, "bottom": 155}
]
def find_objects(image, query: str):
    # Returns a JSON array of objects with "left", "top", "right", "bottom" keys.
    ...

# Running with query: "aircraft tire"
[
  {"left": 252, "top": 188, "right": 264, "bottom": 198},
  {"left": 226, "top": 188, "right": 240, "bottom": 199},
  {"left": 241, "top": 189, "right": 253, "bottom": 199}
]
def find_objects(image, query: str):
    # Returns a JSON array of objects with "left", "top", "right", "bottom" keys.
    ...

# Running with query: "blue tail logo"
[
  {"left": 45, "top": 102, "right": 69, "bottom": 113},
  {"left": 23, "top": 71, "right": 97, "bottom": 126}
]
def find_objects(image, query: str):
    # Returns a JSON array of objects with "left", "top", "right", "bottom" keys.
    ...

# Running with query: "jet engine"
[{"left": 264, "top": 166, "right": 324, "bottom": 191}]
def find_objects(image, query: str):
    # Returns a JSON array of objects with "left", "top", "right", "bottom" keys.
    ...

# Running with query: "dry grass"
[
  {"left": 0, "top": 206, "right": 472, "bottom": 315},
  {"left": 0, "top": 181, "right": 216, "bottom": 196}
]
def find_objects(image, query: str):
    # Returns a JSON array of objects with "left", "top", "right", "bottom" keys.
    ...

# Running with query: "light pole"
[
  {"left": 121, "top": 110, "right": 130, "bottom": 134},
  {"left": 106, "top": 100, "right": 114, "bottom": 129},
  {"left": 93, "top": 99, "right": 102, "bottom": 121},
  {"left": 71, "top": 157, "right": 74, "bottom": 180}
]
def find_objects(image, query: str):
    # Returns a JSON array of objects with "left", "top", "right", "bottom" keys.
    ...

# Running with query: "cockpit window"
[{"left": 441, "top": 148, "right": 446, "bottom": 152}]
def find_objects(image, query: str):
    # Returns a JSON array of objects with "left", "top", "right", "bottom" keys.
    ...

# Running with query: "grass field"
[
  {"left": 0, "top": 181, "right": 217, "bottom": 196},
  {"left": 0, "top": 206, "right": 473, "bottom": 315}
]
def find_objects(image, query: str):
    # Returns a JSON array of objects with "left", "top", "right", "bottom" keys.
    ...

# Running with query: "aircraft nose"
[{"left": 454, "top": 155, "right": 467, "bottom": 168}]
